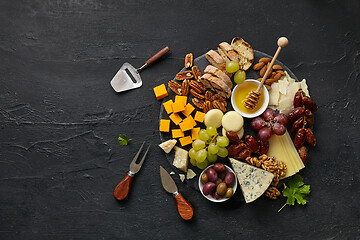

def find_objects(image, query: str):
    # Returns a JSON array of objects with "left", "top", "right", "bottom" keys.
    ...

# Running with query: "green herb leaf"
[
  {"left": 118, "top": 134, "right": 132, "bottom": 146},
  {"left": 278, "top": 174, "right": 310, "bottom": 212}
]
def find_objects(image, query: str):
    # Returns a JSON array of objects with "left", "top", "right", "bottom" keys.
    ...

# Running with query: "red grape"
[
  {"left": 272, "top": 123, "right": 286, "bottom": 135},
  {"left": 274, "top": 113, "right": 288, "bottom": 125},
  {"left": 262, "top": 108, "right": 275, "bottom": 121},
  {"left": 257, "top": 127, "right": 272, "bottom": 142},
  {"left": 251, "top": 117, "right": 265, "bottom": 131}
]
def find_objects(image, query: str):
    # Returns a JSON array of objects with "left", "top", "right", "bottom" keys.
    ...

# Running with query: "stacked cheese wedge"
[
  {"left": 267, "top": 130, "right": 305, "bottom": 179},
  {"left": 200, "top": 38, "right": 254, "bottom": 99}
]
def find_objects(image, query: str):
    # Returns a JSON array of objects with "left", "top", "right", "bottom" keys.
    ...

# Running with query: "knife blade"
[{"left": 159, "top": 166, "right": 194, "bottom": 220}]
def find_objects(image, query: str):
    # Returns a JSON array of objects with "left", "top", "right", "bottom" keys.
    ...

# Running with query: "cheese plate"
[{"left": 159, "top": 50, "right": 298, "bottom": 168}]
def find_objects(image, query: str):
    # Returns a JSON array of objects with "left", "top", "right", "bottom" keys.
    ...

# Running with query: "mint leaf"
[{"left": 118, "top": 134, "right": 131, "bottom": 146}]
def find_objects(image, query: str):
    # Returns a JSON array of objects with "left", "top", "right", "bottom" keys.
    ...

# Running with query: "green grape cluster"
[{"left": 189, "top": 125, "right": 230, "bottom": 170}]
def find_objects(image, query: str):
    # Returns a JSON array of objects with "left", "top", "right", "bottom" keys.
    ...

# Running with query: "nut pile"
[
  {"left": 168, "top": 53, "right": 227, "bottom": 113},
  {"left": 288, "top": 88, "right": 317, "bottom": 164},
  {"left": 252, "top": 57, "right": 286, "bottom": 91},
  {"left": 245, "top": 154, "right": 287, "bottom": 199}
]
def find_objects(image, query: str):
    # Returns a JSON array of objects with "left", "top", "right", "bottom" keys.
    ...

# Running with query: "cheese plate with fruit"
[{"left": 156, "top": 37, "right": 316, "bottom": 206}]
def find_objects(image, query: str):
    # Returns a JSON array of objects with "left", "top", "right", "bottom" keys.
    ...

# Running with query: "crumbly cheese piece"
[
  {"left": 269, "top": 71, "right": 311, "bottom": 115},
  {"left": 186, "top": 169, "right": 196, "bottom": 180},
  {"left": 158, "top": 139, "right": 177, "bottom": 154},
  {"left": 268, "top": 82, "right": 280, "bottom": 106},
  {"left": 170, "top": 171, "right": 175, "bottom": 175},
  {"left": 173, "top": 146, "right": 188, "bottom": 172},
  {"left": 229, "top": 158, "right": 274, "bottom": 203},
  {"left": 179, "top": 174, "right": 186, "bottom": 182}
]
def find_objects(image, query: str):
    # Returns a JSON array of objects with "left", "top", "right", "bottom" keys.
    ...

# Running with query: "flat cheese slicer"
[{"left": 110, "top": 46, "right": 170, "bottom": 93}]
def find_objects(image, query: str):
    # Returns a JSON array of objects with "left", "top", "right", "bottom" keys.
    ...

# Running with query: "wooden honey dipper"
[{"left": 244, "top": 37, "right": 289, "bottom": 110}]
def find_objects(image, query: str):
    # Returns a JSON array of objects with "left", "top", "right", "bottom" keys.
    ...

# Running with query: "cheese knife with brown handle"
[{"left": 159, "top": 166, "right": 194, "bottom": 220}]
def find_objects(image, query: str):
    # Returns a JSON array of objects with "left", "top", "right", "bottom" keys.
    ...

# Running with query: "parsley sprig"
[
  {"left": 278, "top": 174, "right": 310, "bottom": 212},
  {"left": 118, "top": 134, "right": 132, "bottom": 146}
]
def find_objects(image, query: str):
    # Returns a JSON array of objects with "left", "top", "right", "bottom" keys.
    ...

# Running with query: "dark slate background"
[{"left": 0, "top": 0, "right": 359, "bottom": 239}]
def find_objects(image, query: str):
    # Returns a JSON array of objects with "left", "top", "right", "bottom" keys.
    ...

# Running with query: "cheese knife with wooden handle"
[{"left": 159, "top": 166, "right": 194, "bottom": 220}]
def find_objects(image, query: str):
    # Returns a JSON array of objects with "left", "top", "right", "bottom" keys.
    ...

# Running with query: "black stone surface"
[{"left": 0, "top": 1, "right": 359, "bottom": 239}]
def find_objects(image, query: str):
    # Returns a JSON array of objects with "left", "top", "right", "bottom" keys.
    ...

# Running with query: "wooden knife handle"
[
  {"left": 174, "top": 193, "right": 194, "bottom": 220},
  {"left": 145, "top": 46, "right": 170, "bottom": 66},
  {"left": 114, "top": 173, "right": 134, "bottom": 200}
]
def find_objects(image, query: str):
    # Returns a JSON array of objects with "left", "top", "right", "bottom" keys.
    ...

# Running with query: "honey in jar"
[{"left": 233, "top": 81, "right": 265, "bottom": 114}]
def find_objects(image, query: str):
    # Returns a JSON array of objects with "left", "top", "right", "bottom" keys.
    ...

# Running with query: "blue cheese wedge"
[{"left": 229, "top": 158, "right": 274, "bottom": 203}]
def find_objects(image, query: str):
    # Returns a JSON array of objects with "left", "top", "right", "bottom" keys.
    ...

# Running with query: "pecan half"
[
  {"left": 190, "top": 89, "right": 205, "bottom": 99},
  {"left": 189, "top": 80, "right": 205, "bottom": 94},
  {"left": 181, "top": 79, "right": 190, "bottom": 96},
  {"left": 210, "top": 94, "right": 227, "bottom": 107},
  {"left": 213, "top": 100, "right": 226, "bottom": 112},
  {"left": 191, "top": 66, "right": 202, "bottom": 81},
  {"left": 168, "top": 80, "right": 182, "bottom": 95},
  {"left": 192, "top": 98, "right": 205, "bottom": 109},
  {"left": 176, "top": 71, "right": 193, "bottom": 81},
  {"left": 203, "top": 100, "right": 213, "bottom": 113},
  {"left": 185, "top": 53, "right": 193, "bottom": 68},
  {"left": 205, "top": 91, "right": 213, "bottom": 101}
]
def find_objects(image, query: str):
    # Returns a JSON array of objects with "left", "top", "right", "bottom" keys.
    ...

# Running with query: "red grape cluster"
[{"left": 251, "top": 108, "right": 288, "bottom": 142}]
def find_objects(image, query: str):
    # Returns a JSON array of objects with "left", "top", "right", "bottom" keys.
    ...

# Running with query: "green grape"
[
  {"left": 198, "top": 129, "right": 210, "bottom": 141},
  {"left": 196, "top": 149, "right": 208, "bottom": 162},
  {"left": 206, "top": 125, "right": 217, "bottom": 137},
  {"left": 217, "top": 136, "right": 229, "bottom": 147},
  {"left": 234, "top": 70, "right": 246, "bottom": 84},
  {"left": 196, "top": 159, "right": 209, "bottom": 170},
  {"left": 189, "top": 148, "right": 197, "bottom": 159},
  {"left": 192, "top": 139, "right": 205, "bottom": 150},
  {"left": 190, "top": 158, "right": 197, "bottom": 166},
  {"left": 207, "top": 152, "right": 218, "bottom": 163},
  {"left": 208, "top": 143, "right": 219, "bottom": 154},
  {"left": 217, "top": 147, "right": 228, "bottom": 158},
  {"left": 225, "top": 61, "right": 240, "bottom": 73}
]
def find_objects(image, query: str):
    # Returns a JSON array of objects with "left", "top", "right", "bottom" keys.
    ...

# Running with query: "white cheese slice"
[
  {"left": 186, "top": 169, "right": 196, "bottom": 180},
  {"left": 300, "top": 79, "right": 310, "bottom": 96},
  {"left": 159, "top": 139, "right": 177, "bottom": 154},
  {"left": 229, "top": 158, "right": 274, "bottom": 203},
  {"left": 173, "top": 146, "right": 188, "bottom": 172},
  {"left": 278, "top": 79, "right": 289, "bottom": 95},
  {"left": 268, "top": 83, "right": 280, "bottom": 106}
]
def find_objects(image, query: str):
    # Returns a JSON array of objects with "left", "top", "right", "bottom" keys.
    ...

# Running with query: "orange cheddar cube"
[
  {"left": 172, "top": 129, "right": 184, "bottom": 138},
  {"left": 191, "top": 127, "right": 200, "bottom": 140},
  {"left": 181, "top": 103, "right": 195, "bottom": 117},
  {"left": 179, "top": 136, "right": 192, "bottom": 146},
  {"left": 153, "top": 84, "right": 168, "bottom": 100},
  {"left": 194, "top": 111, "right": 206, "bottom": 123},
  {"left": 175, "top": 95, "right": 187, "bottom": 107},
  {"left": 163, "top": 100, "right": 173, "bottom": 114},
  {"left": 169, "top": 113, "right": 182, "bottom": 125},
  {"left": 159, "top": 119, "right": 170, "bottom": 132},
  {"left": 172, "top": 102, "right": 185, "bottom": 113},
  {"left": 185, "top": 115, "right": 196, "bottom": 127},
  {"left": 179, "top": 118, "right": 193, "bottom": 132}
]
